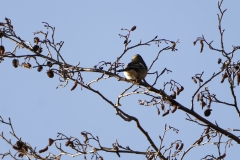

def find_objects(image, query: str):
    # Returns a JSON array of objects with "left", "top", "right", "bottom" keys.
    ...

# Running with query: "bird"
[{"left": 117, "top": 54, "right": 147, "bottom": 81}]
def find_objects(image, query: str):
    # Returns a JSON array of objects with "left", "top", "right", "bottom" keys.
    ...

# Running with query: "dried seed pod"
[
  {"left": 71, "top": 80, "right": 78, "bottom": 91},
  {"left": 48, "top": 138, "right": 54, "bottom": 146},
  {"left": 200, "top": 39, "right": 204, "bottom": 53},
  {"left": 237, "top": 72, "right": 240, "bottom": 86},
  {"left": 205, "top": 126, "right": 210, "bottom": 138},
  {"left": 172, "top": 105, "right": 177, "bottom": 113},
  {"left": 162, "top": 110, "right": 169, "bottom": 117},
  {"left": 39, "top": 146, "right": 48, "bottom": 153},
  {"left": 156, "top": 108, "right": 160, "bottom": 115},
  {"left": 171, "top": 41, "right": 176, "bottom": 51},
  {"left": 179, "top": 86, "right": 184, "bottom": 94},
  {"left": 170, "top": 91, "right": 176, "bottom": 99},
  {"left": 175, "top": 143, "right": 179, "bottom": 150},
  {"left": 37, "top": 66, "right": 43, "bottom": 72},
  {"left": 197, "top": 137, "right": 203, "bottom": 145},
  {"left": 176, "top": 86, "right": 184, "bottom": 95},
  {"left": 12, "top": 59, "right": 19, "bottom": 68},
  {"left": 204, "top": 109, "right": 212, "bottom": 117},
  {"left": 217, "top": 58, "right": 222, "bottom": 64},
  {"left": 0, "top": 45, "right": 5, "bottom": 55},
  {"left": 32, "top": 45, "right": 39, "bottom": 52},
  {"left": 200, "top": 100, "right": 206, "bottom": 109},
  {"left": 23, "top": 62, "right": 32, "bottom": 69},
  {"left": 196, "top": 76, "right": 203, "bottom": 82},
  {"left": 196, "top": 93, "right": 200, "bottom": 101},
  {"left": 99, "top": 156, "right": 104, "bottom": 160},
  {"left": 178, "top": 143, "right": 184, "bottom": 151},
  {"left": 46, "top": 61, "right": 52, "bottom": 67},
  {"left": 131, "top": 26, "right": 136, "bottom": 31},
  {"left": 221, "top": 72, "right": 228, "bottom": 83},
  {"left": 47, "top": 70, "right": 54, "bottom": 78},
  {"left": 192, "top": 77, "right": 197, "bottom": 84},
  {"left": 207, "top": 95, "right": 211, "bottom": 103},
  {"left": 65, "top": 140, "right": 70, "bottom": 146},
  {"left": 217, "top": 153, "right": 226, "bottom": 159},
  {"left": 176, "top": 87, "right": 180, "bottom": 95},
  {"left": 161, "top": 104, "right": 165, "bottom": 110},
  {"left": 205, "top": 126, "right": 210, "bottom": 133},
  {"left": 34, "top": 37, "right": 39, "bottom": 44}
]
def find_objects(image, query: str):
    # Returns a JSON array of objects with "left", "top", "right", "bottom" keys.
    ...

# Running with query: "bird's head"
[{"left": 131, "top": 54, "right": 143, "bottom": 62}]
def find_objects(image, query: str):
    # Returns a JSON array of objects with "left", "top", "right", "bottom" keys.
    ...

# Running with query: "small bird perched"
[{"left": 117, "top": 54, "right": 147, "bottom": 81}]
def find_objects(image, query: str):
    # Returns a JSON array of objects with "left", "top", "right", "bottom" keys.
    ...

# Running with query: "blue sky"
[{"left": 0, "top": 0, "right": 240, "bottom": 159}]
